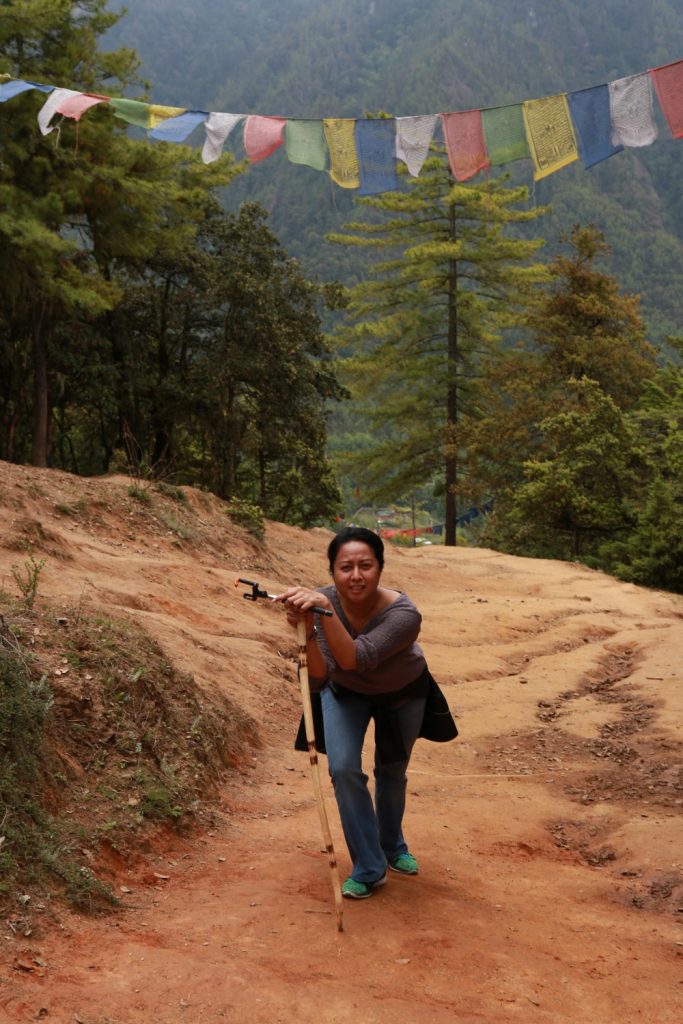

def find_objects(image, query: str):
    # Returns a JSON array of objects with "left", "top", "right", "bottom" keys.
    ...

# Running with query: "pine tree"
[
  {"left": 597, "top": 339, "right": 683, "bottom": 591},
  {"left": 464, "top": 225, "right": 659, "bottom": 560},
  {"left": 328, "top": 154, "right": 548, "bottom": 544},
  {"left": 0, "top": 1, "right": 238, "bottom": 466},
  {"left": 509, "top": 377, "right": 647, "bottom": 558}
]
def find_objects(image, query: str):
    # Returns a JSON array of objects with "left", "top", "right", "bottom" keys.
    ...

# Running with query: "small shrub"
[
  {"left": 225, "top": 498, "right": 265, "bottom": 540},
  {"left": 10, "top": 551, "right": 46, "bottom": 610},
  {"left": 0, "top": 646, "right": 54, "bottom": 884},
  {"left": 54, "top": 499, "right": 86, "bottom": 517},
  {"left": 140, "top": 784, "right": 183, "bottom": 823},
  {"left": 155, "top": 482, "right": 188, "bottom": 504},
  {"left": 158, "top": 510, "right": 193, "bottom": 541},
  {"left": 128, "top": 484, "right": 152, "bottom": 505}
]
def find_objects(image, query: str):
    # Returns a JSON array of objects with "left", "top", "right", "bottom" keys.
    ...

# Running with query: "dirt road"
[{"left": 1, "top": 464, "right": 681, "bottom": 1023}]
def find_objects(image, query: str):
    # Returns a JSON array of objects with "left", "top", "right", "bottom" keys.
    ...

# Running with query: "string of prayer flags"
[
  {"left": 6, "top": 53, "right": 683, "bottom": 193},
  {"left": 568, "top": 84, "right": 622, "bottom": 169},
  {"left": 522, "top": 94, "right": 578, "bottom": 180},
  {"left": 395, "top": 114, "right": 437, "bottom": 176},
  {"left": 649, "top": 59, "right": 683, "bottom": 139},
  {"left": 285, "top": 119, "right": 328, "bottom": 170},
  {"left": 355, "top": 118, "right": 399, "bottom": 195},
  {"left": 202, "top": 112, "right": 243, "bottom": 164},
  {"left": 481, "top": 104, "right": 530, "bottom": 166},
  {"left": 243, "top": 115, "right": 286, "bottom": 162},
  {"left": 441, "top": 110, "right": 490, "bottom": 181},
  {"left": 323, "top": 119, "right": 360, "bottom": 188},
  {"left": 608, "top": 73, "right": 658, "bottom": 147}
]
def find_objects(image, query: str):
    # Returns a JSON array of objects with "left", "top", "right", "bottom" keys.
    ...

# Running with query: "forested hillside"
[
  {"left": 2, "top": 1, "right": 681, "bottom": 590},
  {"left": 104, "top": 0, "right": 683, "bottom": 341}
]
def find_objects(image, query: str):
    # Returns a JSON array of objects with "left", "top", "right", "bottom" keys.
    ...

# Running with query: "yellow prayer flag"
[
  {"left": 522, "top": 94, "right": 578, "bottom": 180},
  {"left": 149, "top": 104, "right": 186, "bottom": 129},
  {"left": 323, "top": 118, "right": 360, "bottom": 188}
]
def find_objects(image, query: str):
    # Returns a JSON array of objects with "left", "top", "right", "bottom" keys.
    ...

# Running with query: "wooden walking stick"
[
  {"left": 235, "top": 579, "right": 344, "bottom": 932},
  {"left": 296, "top": 617, "right": 344, "bottom": 932}
]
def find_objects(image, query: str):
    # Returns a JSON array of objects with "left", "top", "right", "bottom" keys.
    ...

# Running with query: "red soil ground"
[{"left": 1, "top": 462, "right": 682, "bottom": 1023}]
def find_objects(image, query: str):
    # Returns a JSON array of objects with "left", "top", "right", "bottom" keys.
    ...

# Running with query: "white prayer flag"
[
  {"left": 37, "top": 88, "right": 81, "bottom": 135},
  {"left": 609, "top": 73, "right": 658, "bottom": 147},
  {"left": 202, "top": 112, "right": 243, "bottom": 163},
  {"left": 395, "top": 115, "right": 437, "bottom": 176}
]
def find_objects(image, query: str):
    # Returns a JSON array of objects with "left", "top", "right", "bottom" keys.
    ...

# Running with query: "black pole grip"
[{"left": 235, "top": 577, "right": 332, "bottom": 615}]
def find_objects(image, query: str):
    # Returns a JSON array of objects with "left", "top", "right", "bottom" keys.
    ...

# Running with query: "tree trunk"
[
  {"left": 410, "top": 492, "right": 417, "bottom": 547},
  {"left": 31, "top": 310, "right": 49, "bottom": 467},
  {"left": 151, "top": 277, "right": 173, "bottom": 472},
  {"left": 259, "top": 448, "right": 267, "bottom": 509},
  {"left": 445, "top": 197, "right": 458, "bottom": 546}
]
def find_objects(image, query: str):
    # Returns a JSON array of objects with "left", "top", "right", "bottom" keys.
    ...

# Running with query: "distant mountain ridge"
[{"left": 105, "top": 0, "right": 683, "bottom": 343}]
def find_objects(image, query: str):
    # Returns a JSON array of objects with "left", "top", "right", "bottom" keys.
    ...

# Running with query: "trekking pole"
[{"left": 235, "top": 579, "right": 344, "bottom": 932}]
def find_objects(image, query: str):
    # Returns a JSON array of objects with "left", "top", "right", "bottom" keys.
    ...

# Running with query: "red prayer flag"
[
  {"left": 440, "top": 110, "right": 490, "bottom": 181},
  {"left": 650, "top": 60, "right": 683, "bottom": 138},
  {"left": 56, "top": 93, "right": 109, "bottom": 121},
  {"left": 243, "top": 115, "right": 286, "bottom": 162}
]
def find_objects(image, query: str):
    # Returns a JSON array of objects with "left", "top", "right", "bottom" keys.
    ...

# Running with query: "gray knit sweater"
[{"left": 309, "top": 584, "right": 427, "bottom": 695}]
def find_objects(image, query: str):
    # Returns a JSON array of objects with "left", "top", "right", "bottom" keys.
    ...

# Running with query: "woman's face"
[{"left": 332, "top": 541, "right": 382, "bottom": 605}]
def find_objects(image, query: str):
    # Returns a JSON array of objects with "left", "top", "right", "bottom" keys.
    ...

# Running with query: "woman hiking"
[{"left": 275, "top": 525, "right": 437, "bottom": 899}]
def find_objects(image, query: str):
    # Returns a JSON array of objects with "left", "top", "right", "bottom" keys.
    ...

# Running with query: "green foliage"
[
  {"left": 0, "top": 2, "right": 344, "bottom": 529},
  {"left": 596, "top": 477, "right": 683, "bottom": 592},
  {"left": 0, "top": 634, "right": 114, "bottom": 907},
  {"left": 10, "top": 550, "right": 46, "bottom": 611},
  {"left": 138, "top": 778, "right": 183, "bottom": 823},
  {"left": 463, "top": 225, "right": 683, "bottom": 590},
  {"left": 0, "top": 593, "right": 257, "bottom": 911},
  {"left": 596, "top": 344, "right": 683, "bottom": 591},
  {"left": 509, "top": 378, "right": 646, "bottom": 558},
  {"left": 155, "top": 482, "right": 188, "bottom": 504},
  {"left": 225, "top": 497, "right": 265, "bottom": 540},
  {"left": 102, "top": 200, "right": 345, "bottom": 523},
  {"left": 128, "top": 485, "right": 152, "bottom": 505},
  {"left": 525, "top": 226, "right": 656, "bottom": 409}
]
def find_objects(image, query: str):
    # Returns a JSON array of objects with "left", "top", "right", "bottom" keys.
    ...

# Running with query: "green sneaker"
[
  {"left": 389, "top": 853, "right": 419, "bottom": 875},
  {"left": 342, "top": 874, "right": 387, "bottom": 900}
]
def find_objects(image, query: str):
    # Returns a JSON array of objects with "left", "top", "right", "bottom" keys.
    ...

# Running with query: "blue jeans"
[{"left": 321, "top": 686, "right": 426, "bottom": 884}]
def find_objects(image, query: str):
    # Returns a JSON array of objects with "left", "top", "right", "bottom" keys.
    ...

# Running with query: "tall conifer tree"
[{"left": 329, "top": 154, "right": 548, "bottom": 544}]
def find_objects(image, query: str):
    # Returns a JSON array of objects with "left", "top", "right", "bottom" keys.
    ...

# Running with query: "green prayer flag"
[
  {"left": 110, "top": 98, "right": 151, "bottom": 129},
  {"left": 286, "top": 119, "right": 327, "bottom": 171},
  {"left": 482, "top": 104, "right": 530, "bottom": 166}
]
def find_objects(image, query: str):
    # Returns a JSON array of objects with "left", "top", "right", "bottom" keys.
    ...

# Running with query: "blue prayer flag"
[
  {"left": 568, "top": 85, "right": 622, "bottom": 169},
  {"left": 149, "top": 110, "right": 209, "bottom": 142},
  {"left": 0, "top": 80, "right": 52, "bottom": 102},
  {"left": 355, "top": 119, "right": 399, "bottom": 195}
]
